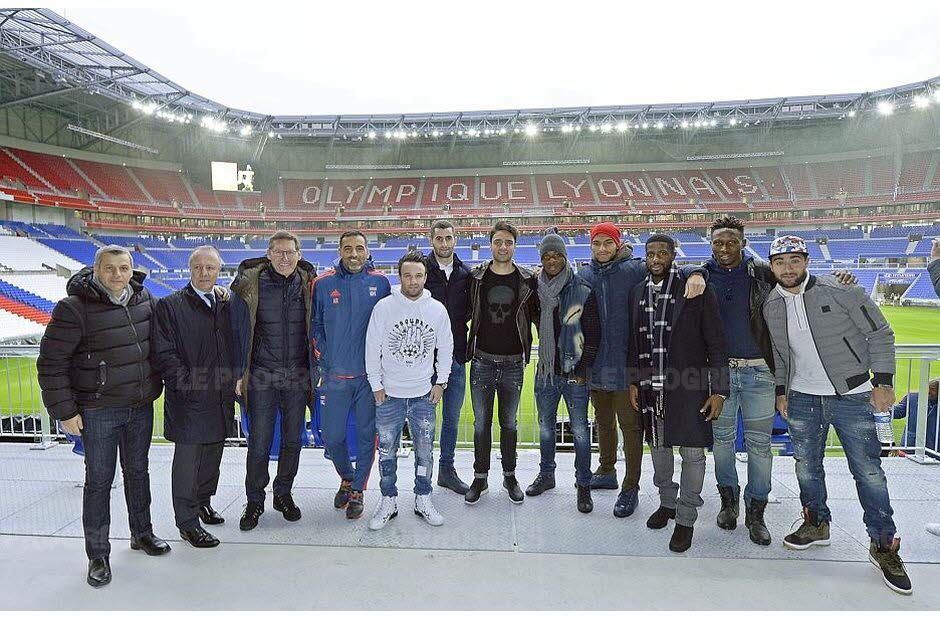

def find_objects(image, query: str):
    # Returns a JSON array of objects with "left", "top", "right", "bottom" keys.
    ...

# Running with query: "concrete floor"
[{"left": 1, "top": 443, "right": 938, "bottom": 610}]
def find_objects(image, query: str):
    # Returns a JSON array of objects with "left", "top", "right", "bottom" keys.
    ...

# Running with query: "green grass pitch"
[{"left": 1, "top": 305, "right": 938, "bottom": 448}]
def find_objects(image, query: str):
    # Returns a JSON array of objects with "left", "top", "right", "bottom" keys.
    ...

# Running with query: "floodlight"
[
  {"left": 524, "top": 124, "right": 539, "bottom": 136},
  {"left": 913, "top": 95, "right": 930, "bottom": 109},
  {"left": 877, "top": 101, "right": 894, "bottom": 116}
]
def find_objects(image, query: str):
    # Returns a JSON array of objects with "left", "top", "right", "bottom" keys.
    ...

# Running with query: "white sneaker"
[
  {"left": 368, "top": 496, "right": 398, "bottom": 531},
  {"left": 414, "top": 493, "right": 444, "bottom": 526},
  {"left": 927, "top": 523, "right": 940, "bottom": 537}
]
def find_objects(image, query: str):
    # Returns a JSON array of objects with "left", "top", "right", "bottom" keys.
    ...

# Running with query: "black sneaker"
[
  {"left": 465, "top": 478, "right": 488, "bottom": 505},
  {"left": 525, "top": 472, "right": 556, "bottom": 497},
  {"left": 669, "top": 524, "right": 694, "bottom": 553},
  {"left": 273, "top": 493, "right": 302, "bottom": 522},
  {"left": 503, "top": 475, "right": 524, "bottom": 504},
  {"left": 576, "top": 484, "right": 593, "bottom": 513},
  {"left": 334, "top": 479, "right": 353, "bottom": 509},
  {"left": 646, "top": 505, "right": 676, "bottom": 530},
  {"left": 346, "top": 490, "right": 364, "bottom": 520},
  {"left": 869, "top": 538, "right": 913, "bottom": 595},
  {"left": 239, "top": 501, "right": 264, "bottom": 531},
  {"left": 783, "top": 509, "right": 830, "bottom": 550}
]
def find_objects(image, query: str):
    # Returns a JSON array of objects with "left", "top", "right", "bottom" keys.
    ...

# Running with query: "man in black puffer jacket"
[{"left": 37, "top": 246, "right": 168, "bottom": 589}]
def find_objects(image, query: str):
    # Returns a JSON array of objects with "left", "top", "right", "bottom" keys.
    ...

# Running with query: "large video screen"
[{"left": 211, "top": 161, "right": 257, "bottom": 192}]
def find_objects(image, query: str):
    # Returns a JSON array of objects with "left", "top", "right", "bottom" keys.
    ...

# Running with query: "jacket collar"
[
  {"left": 428, "top": 251, "right": 464, "bottom": 274},
  {"left": 471, "top": 260, "right": 534, "bottom": 281},
  {"left": 331, "top": 256, "right": 377, "bottom": 277},
  {"left": 232, "top": 255, "right": 316, "bottom": 295}
]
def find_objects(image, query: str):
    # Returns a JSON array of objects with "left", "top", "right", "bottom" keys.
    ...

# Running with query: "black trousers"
[{"left": 171, "top": 441, "right": 224, "bottom": 530}]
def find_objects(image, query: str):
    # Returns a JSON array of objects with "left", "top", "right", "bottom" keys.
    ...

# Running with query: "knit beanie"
[
  {"left": 590, "top": 222, "right": 622, "bottom": 248},
  {"left": 539, "top": 232, "right": 568, "bottom": 258}
]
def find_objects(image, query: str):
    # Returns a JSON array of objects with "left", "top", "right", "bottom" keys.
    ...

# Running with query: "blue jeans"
[
  {"left": 712, "top": 364, "right": 775, "bottom": 502},
  {"left": 320, "top": 375, "right": 376, "bottom": 491},
  {"left": 245, "top": 385, "right": 307, "bottom": 503},
  {"left": 535, "top": 375, "right": 592, "bottom": 486},
  {"left": 376, "top": 394, "right": 436, "bottom": 496},
  {"left": 788, "top": 390, "right": 897, "bottom": 544},
  {"left": 80, "top": 403, "right": 155, "bottom": 560},
  {"left": 435, "top": 360, "right": 465, "bottom": 468},
  {"left": 470, "top": 356, "right": 524, "bottom": 476}
]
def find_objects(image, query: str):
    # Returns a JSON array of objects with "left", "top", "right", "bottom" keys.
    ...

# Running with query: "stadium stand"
[
  {"left": 0, "top": 307, "right": 45, "bottom": 340},
  {"left": 33, "top": 239, "right": 98, "bottom": 268},
  {"left": 0, "top": 236, "right": 84, "bottom": 270}
]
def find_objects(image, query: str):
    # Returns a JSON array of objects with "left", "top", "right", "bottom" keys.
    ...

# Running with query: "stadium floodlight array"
[{"left": 1, "top": 8, "right": 939, "bottom": 144}]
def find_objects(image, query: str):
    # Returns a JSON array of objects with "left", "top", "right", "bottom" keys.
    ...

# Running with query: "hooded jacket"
[
  {"left": 365, "top": 288, "right": 454, "bottom": 398},
  {"left": 579, "top": 244, "right": 709, "bottom": 391},
  {"left": 311, "top": 257, "right": 391, "bottom": 379},
  {"left": 37, "top": 267, "right": 163, "bottom": 421}
]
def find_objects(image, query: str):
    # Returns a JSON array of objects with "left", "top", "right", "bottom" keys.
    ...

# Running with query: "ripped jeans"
[
  {"left": 375, "top": 394, "right": 436, "bottom": 497},
  {"left": 787, "top": 390, "right": 897, "bottom": 545}
]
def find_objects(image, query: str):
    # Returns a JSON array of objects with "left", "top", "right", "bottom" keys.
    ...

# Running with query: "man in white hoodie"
[{"left": 366, "top": 251, "right": 454, "bottom": 530}]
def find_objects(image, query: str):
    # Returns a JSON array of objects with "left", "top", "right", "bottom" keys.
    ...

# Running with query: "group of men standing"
[{"left": 37, "top": 217, "right": 914, "bottom": 595}]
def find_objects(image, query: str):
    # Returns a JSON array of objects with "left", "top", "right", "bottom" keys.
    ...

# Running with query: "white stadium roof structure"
[{"left": 1, "top": 8, "right": 939, "bottom": 145}]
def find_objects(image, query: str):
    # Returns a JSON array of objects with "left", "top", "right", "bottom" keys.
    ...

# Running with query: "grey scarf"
[
  {"left": 92, "top": 275, "right": 132, "bottom": 307},
  {"left": 536, "top": 261, "right": 572, "bottom": 382}
]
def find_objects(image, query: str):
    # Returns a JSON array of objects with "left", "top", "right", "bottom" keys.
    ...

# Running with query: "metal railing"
[{"left": 2, "top": 344, "right": 938, "bottom": 463}]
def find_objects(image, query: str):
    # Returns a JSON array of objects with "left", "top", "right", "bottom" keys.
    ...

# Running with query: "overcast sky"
[{"left": 57, "top": 1, "right": 940, "bottom": 117}]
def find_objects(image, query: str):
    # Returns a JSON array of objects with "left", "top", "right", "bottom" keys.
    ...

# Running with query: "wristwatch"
[{"left": 435, "top": 383, "right": 448, "bottom": 390}]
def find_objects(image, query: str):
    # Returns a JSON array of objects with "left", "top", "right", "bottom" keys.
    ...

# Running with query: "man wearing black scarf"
[{"left": 628, "top": 234, "right": 729, "bottom": 553}]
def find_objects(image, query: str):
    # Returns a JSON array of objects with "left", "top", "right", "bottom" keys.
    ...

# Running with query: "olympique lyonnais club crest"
[
  {"left": 330, "top": 289, "right": 341, "bottom": 305},
  {"left": 369, "top": 286, "right": 377, "bottom": 297}
]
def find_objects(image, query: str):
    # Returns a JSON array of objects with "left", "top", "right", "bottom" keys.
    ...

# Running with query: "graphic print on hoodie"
[{"left": 366, "top": 288, "right": 454, "bottom": 399}]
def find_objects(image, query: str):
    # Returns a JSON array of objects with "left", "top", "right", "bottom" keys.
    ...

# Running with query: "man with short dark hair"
[
  {"left": 464, "top": 220, "right": 538, "bottom": 505},
  {"left": 312, "top": 230, "right": 391, "bottom": 519},
  {"left": 629, "top": 234, "right": 728, "bottom": 553},
  {"left": 764, "top": 235, "right": 911, "bottom": 595},
  {"left": 525, "top": 229, "right": 601, "bottom": 513},
  {"left": 38, "top": 245, "right": 168, "bottom": 588},
  {"left": 231, "top": 230, "right": 316, "bottom": 530},
  {"left": 151, "top": 246, "right": 235, "bottom": 549},
  {"left": 365, "top": 251, "right": 453, "bottom": 529},
  {"left": 425, "top": 219, "right": 471, "bottom": 495}
]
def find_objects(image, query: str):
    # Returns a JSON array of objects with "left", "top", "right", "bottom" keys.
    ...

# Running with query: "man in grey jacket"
[{"left": 763, "top": 235, "right": 911, "bottom": 595}]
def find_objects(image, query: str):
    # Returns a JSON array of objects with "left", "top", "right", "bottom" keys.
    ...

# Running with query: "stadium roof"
[{"left": 1, "top": 8, "right": 939, "bottom": 142}]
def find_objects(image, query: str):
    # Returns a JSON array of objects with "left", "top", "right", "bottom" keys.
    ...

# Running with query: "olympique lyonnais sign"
[{"left": 294, "top": 171, "right": 764, "bottom": 207}]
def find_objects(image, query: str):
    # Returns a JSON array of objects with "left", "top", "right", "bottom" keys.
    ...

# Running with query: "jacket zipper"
[{"left": 124, "top": 306, "right": 145, "bottom": 404}]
